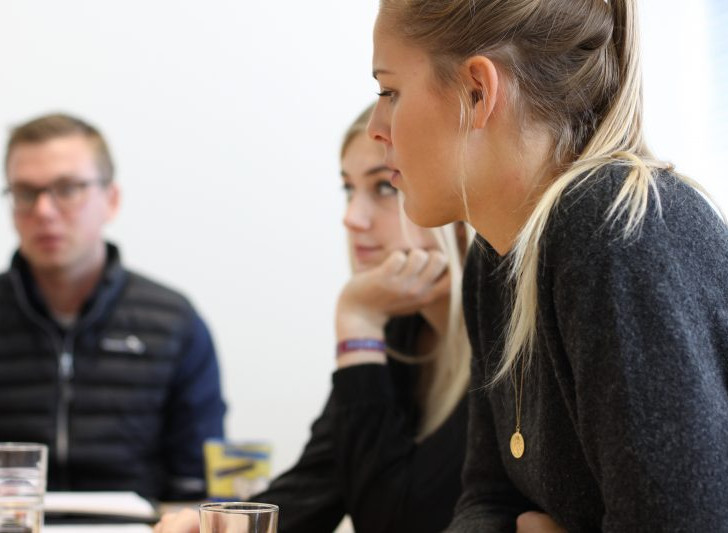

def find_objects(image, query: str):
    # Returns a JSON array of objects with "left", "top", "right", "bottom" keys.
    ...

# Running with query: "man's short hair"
[{"left": 5, "top": 113, "right": 115, "bottom": 183}]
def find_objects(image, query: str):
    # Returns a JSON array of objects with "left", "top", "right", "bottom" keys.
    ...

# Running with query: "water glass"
[
  {"left": 0, "top": 443, "right": 48, "bottom": 533},
  {"left": 199, "top": 502, "right": 278, "bottom": 533}
]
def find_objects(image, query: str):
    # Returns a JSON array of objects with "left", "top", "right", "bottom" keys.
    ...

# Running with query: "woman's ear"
[{"left": 462, "top": 55, "right": 499, "bottom": 129}]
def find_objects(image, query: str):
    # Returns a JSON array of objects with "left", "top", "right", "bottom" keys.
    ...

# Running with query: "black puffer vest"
[{"left": 0, "top": 244, "right": 197, "bottom": 498}]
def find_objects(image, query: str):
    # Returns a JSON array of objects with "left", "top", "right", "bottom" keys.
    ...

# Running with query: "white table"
[{"left": 46, "top": 526, "right": 152, "bottom": 532}]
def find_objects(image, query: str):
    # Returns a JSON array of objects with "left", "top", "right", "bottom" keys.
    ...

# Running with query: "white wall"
[
  {"left": 0, "top": 0, "right": 724, "bottom": 477},
  {"left": 641, "top": 0, "right": 726, "bottom": 204},
  {"left": 0, "top": 0, "right": 379, "bottom": 475}
]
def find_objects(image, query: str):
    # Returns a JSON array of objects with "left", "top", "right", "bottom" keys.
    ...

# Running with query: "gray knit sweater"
[{"left": 448, "top": 166, "right": 728, "bottom": 532}]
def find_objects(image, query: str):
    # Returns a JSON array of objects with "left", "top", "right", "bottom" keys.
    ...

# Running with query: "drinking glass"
[
  {"left": 0, "top": 443, "right": 48, "bottom": 533},
  {"left": 199, "top": 502, "right": 278, "bottom": 533}
]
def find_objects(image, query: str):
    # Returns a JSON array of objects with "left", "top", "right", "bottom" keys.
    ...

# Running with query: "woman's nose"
[
  {"left": 367, "top": 101, "right": 391, "bottom": 145},
  {"left": 343, "top": 193, "right": 373, "bottom": 232}
]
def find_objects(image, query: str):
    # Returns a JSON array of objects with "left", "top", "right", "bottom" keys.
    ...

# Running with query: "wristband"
[{"left": 336, "top": 338, "right": 386, "bottom": 358}]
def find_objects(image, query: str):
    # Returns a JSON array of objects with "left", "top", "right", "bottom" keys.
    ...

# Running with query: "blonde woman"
[
  {"left": 154, "top": 104, "right": 471, "bottom": 533},
  {"left": 368, "top": 0, "right": 728, "bottom": 531}
]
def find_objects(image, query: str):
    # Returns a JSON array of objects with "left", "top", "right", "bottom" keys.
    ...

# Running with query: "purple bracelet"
[{"left": 336, "top": 338, "right": 386, "bottom": 358}]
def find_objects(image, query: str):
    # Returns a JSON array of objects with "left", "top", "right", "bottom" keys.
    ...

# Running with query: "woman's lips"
[{"left": 354, "top": 245, "right": 384, "bottom": 264}]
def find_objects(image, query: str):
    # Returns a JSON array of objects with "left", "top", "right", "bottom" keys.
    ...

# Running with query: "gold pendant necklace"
[{"left": 509, "top": 357, "right": 526, "bottom": 459}]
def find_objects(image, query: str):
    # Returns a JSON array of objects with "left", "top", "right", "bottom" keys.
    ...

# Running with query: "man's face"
[{"left": 5, "top": 134, "right": 119, "bottom": 275}]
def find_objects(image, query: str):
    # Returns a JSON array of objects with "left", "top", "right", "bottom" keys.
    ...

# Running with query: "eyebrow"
[
  {"left": 372, "top": 69, "right": 392, "bottom": 80},
  {"left": 365, "top": 165, "right": 392, "bottom": 176},
  {"left": 10, "top": 174, "right": 77, "bottom": 184},
  {"left": 340, "top": 165, "right": 392, "bottom": 178}
]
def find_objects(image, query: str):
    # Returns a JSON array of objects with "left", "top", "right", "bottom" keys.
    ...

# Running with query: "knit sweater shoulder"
[{"left": 448, "top": 166, "right": 728, "bottom": 532}]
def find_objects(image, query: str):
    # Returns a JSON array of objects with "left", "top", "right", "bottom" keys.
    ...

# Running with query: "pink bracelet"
[{"left": 336, "top": 338, "right": 386, "bottom": 358}]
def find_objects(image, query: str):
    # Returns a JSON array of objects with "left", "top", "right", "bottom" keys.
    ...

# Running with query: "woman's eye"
[
  {"left": 376, "top": 181, "right": 397, "bottom": 197},
  {"left": 376, "top": 89, "right": 397, "bottom": 102},
  {"left": 342, "top": 183, "right": 353, "bottom": 201}
]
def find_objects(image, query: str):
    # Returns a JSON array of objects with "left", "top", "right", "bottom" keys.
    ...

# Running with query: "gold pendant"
[{"left": 510, "top": 431, "right": 525, "bottom": 459}]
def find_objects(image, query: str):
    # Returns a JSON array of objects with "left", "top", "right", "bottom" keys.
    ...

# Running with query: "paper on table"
[
  {"left": 45, "top": 525, "right": 152, "bottom": 532},
  {"left": 44, "top": 491, "right": 156, "bottom": 519}
]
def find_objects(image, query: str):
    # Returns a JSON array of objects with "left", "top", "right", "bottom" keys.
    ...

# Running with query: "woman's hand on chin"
[{"left": 336, "top": 248, "right": 449, "bottom": 337}]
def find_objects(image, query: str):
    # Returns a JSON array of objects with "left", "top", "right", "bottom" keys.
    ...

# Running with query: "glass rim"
[
  {"left": 200, "top": 502, "right": 279, "bottom": 515},
  {"left": 0, "top": 442, "right": 48, "bottom": 452}
]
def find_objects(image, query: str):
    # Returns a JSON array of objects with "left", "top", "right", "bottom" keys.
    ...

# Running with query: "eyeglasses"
[{"left": 2, "top": 177, "right": 108, "bottom": 214}]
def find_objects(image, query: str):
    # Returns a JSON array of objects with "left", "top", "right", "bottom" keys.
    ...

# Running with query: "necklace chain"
[
  {"left": 512, "top": 356, "right": 525, "bottom": 431},
  {"left": 509, "top": 356, "right": 526, "bottom": 459}
]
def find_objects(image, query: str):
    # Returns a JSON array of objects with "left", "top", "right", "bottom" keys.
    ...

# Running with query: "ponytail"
[{"left": 494, "top": 0, "right": 672, "bottom": 382}]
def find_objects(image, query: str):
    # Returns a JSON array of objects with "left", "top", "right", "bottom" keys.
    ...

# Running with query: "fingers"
[
  {"left": 383, "top": 248, "right": 447, "bottom": 282},
  {"left": 339, "top": 247, "right": 451, "bottom": 322},
  {"left": 381, "top": 250, "right": 408, "bottom": 276},
  {"left": 397, "top": 249, "right": 449, "bottom": 299},
  {"left": 398, "top": 248, "right": 430, "bottom": 279},
  {"left": 153, "top": 511, "right": 177, "bottom": 533},
  {"left": 516, "top": 511, "right": 567, "bottom": 533},
  {"left": 417, "top": 250, "right": 448, "bottom": 285},
  {"left": 153, "top": 508, "right": 200, "bottom": 533}
]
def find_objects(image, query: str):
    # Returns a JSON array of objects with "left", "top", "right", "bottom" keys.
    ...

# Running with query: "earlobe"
[
  {"left": 106, "top": 183, "right": 121, "bottom": 221},
  {"left": 463, "top": 56, "right": 499, "bottom": 130}
]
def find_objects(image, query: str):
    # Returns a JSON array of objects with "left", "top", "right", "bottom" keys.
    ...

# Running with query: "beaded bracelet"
[{"left": 336, "top": 338, "right": 387, "bottom": 358}]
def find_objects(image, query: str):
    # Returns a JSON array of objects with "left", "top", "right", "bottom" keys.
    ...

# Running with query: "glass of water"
[
  {"left": 0, "top": 443, "right": 47, "bottom": 533},
  {"left": 199, "top": 502, "right": 278, "bottom": 533}
]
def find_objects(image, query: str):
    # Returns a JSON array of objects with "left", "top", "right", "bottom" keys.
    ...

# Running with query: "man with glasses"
[{"left": 0, "top": 113, "right": 226, "bottom": 500}]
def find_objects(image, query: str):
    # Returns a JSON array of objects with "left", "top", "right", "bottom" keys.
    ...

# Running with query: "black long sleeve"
[
  {"left": 254, "top": 394, "right": 347, "bottom": 533},
  {"left": 255, "top": 316, "right": 467, "bottom": 533},
  {"left": 331, "top": 364, "right": 465, "bottom": 533}
]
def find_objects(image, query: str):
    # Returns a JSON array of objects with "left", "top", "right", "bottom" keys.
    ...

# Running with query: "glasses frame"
[{"left": 2, "top": 177, "right": 109, "bottom": 214}]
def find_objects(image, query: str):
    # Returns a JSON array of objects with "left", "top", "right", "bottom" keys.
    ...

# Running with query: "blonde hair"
[
  {"left": 379, "top": 0, "right": 711, "bottom": 382},
  {"left": 342, "top": 103, "right": 472, "bottom": 440}
]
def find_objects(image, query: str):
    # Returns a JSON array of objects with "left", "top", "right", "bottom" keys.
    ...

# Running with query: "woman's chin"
[
  {"left": 403, "top": 198, "right": 450, "bottom": 229},
  {"left": 353, "top": 261, "right": 375, "bottom": 273}
]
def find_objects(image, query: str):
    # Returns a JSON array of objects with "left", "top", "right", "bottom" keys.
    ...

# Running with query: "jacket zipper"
[
  {"left": 56, "top": 348, "right": 74, "bottom": 466},
  {"left": 9, "top": 270, "right": 106, "bottom": 473},
  {"left": 53, "top": 303, "right": 106, "bottom": 469}
]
